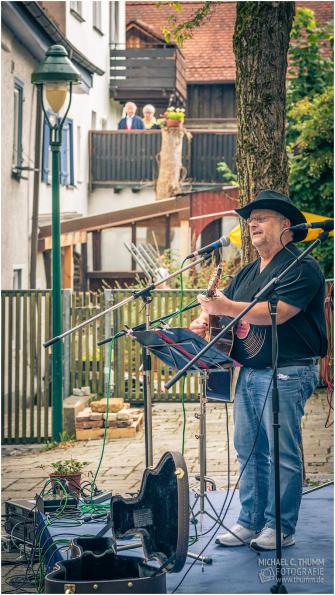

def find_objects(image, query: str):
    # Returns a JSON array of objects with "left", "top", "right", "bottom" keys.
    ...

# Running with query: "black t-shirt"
[{"left": 223, "top": 244, "right": 328, "bottom": 368}]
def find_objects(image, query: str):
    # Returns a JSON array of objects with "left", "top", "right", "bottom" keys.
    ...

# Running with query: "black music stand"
[{"left": 130, "top": 327, "right": 234, "bottom": 529}]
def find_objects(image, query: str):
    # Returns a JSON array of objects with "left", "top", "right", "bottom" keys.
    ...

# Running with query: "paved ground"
[
  {"left": 1, "top": 390, "right": 333, "bottom": 592},
  {"left": 2, "top": 390, "right": 333, "bottom": 501}
]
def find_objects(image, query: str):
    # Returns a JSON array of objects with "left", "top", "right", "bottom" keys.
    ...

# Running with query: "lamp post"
[{"left": 32, "top": 45, "right": 81, "bottom": 441}]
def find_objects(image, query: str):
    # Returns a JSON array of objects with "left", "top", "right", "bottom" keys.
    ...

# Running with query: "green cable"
[
  {"left": 35, "top": 479, "right": 69, "bottom": 548},
  {"left": 36, "top": 539, "right": 71, "bottom": 592},
  {"left": 179, "top": 261, "right": 185, "bottom": 326},
  {"left": 79, "top": 501, "right": 110, "bottom": 514},
  {"left": 150, "top": 298, "right": 199, "bottom": 329},
  {"left": 34, "top": 480, "right": 69, "bottom": 592},
  {"left": 89, "top": 339, "right": 115, "bottom": 504}
]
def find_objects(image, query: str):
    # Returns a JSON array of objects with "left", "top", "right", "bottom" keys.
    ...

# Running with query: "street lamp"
[{"left": 32, "top": 45, "right": 81, "bottom": 441}]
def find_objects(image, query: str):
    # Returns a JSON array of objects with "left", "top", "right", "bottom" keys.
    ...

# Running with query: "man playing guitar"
[{"left": 190, "top": 190, "right": 327, "bottom": 551}]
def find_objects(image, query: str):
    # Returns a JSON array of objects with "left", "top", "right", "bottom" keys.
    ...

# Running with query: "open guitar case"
[{"left": 45, "top": 451, "right": 189, "bottom": 594}]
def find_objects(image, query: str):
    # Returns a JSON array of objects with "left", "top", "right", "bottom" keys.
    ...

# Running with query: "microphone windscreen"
[{"left": 220, "top": 236, "right": 231, "bottom": 247}]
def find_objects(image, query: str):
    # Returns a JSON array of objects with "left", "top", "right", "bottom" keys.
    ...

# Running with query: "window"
[
  {"left": 110, "top": 0, "right": 120, "bottom": 46},
  {"left": 60, "top": 119, "right": 74, "bottom": 186},
  {"left": 93, "top": 1, "right": 103, "bottom": 33},
  {"left": 42, "top": 117, "right": 75, "bottom": 186},
  {"left": 70, "top": 1, "right": 84, "bottom": 21},
  {"left": 12, "top": 79, "right": 24, "bottom": 178},
  {"left": 13, "top": 267, "right": 22, "bottom": 290}
]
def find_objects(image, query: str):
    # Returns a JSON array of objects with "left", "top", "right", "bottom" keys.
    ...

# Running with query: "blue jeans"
[{"left": 234, "top": 365, "right": 319, "bottom": 535}]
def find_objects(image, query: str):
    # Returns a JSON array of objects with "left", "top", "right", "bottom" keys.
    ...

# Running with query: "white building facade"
[{"left": 1, "top": 1, "right": 126, "bottom": 290}]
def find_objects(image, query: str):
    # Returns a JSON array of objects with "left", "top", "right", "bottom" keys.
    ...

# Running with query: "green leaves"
[
  {"left": 159, "top": 0, "right": 212, "bottom": 46},
  {"left": 287, "top": 8, "right": 333, "bottom": 276},
  {"left": 49, "top": 458, "right": 88, "bottom": 474},
  {"left": 217, "top": 160, "right": 238, "bottom": 186},
  {"left": 287, "top": 7, "right": 333, "bottom": 112}
]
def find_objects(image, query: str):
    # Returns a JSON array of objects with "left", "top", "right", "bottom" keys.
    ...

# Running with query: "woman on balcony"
[{"left": 142, "top": 104, "right": 161, "bottom": 130}]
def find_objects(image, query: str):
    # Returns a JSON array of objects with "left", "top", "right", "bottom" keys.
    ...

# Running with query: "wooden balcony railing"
[
  {"left": 109, "top": 47, "right": 186, "bottom": 106},
  {"left": 89, "top": 130, "right": 236, "bottom": 188}
]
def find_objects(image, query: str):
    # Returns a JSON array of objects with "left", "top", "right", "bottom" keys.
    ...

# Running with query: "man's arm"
[{"left": 198, "top": 292, "right": 300, "bottom": 325}]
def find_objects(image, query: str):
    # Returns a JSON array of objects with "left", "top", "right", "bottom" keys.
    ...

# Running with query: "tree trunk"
[
  {"left": 156, "top": 127, "right": 186, "bottom": 200},
  {"left": 233, "top": 1, "right": 295, "bottom": 264}
]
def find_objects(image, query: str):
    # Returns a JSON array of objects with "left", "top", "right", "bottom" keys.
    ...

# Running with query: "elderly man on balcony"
[{"left": 118, "top": 102, "right": 145, "bottom": 130}]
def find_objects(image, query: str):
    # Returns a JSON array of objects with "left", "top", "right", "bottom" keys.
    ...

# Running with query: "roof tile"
[{"left": 126, "top": 1, "right": 333, "bottom": 82}]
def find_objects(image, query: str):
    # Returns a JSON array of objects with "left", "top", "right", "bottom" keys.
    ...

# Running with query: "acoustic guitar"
[{"left": 207, "top": 263, "right": 234, "bottom": 356}]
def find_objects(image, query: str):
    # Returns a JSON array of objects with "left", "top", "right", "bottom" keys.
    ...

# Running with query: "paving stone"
[
  {"left": 1, "top": 395, "right": 333, "bottom": 507},
  {"left": 1, "top": 481, "right": 17, "bottom": 491}
]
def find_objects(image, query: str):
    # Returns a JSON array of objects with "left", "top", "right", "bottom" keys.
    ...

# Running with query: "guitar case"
[{"left": 45, "top": 451, "right": 189, "bottom": 594}]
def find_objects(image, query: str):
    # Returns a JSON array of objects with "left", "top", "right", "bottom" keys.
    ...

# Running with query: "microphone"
[
  {"left": 290, "top": 220, "right": 334, "bottom": 232},
  {"left": 185, "top": 236, "right": 230, "bottom": 260}
]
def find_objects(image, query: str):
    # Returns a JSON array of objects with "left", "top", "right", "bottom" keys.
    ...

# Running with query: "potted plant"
[
  {"left": 47, "top": 458, "right": 88, "bottom": 496},
  {"left": 159, "top": 106, "right": 186, "bottom": 128}
]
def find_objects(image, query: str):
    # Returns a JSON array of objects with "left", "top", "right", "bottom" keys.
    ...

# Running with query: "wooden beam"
[
  {"left": 87, "top": 271, "right": 147, "bottom": 279},
  {"left": 179, "top": 219, "right": 190, "bottom": 261},
  {"left": 165, "top": 214, "right": 171, "bottom": 250},
  {"left": 43, "top": 250, "right": 51, "bottom": 289},
  {"left": 39, "top": 196, "right": 190, "bottom": 238},
  {"left": 63, "top": 246, "right": 73, "bottom": 289},
  {"left": 41, "top": 230, "right": 87, "bottom": 251},
  {"left": 81, "top": 243, "right": 88, "bottom": 291},
  {"left": 92, "top": 231, "right": 102, "bottom": 270}
]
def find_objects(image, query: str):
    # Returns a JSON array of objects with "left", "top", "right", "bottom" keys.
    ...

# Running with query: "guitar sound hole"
[{"left": 210, "top": 327, "right": 233, "bottom": 355}]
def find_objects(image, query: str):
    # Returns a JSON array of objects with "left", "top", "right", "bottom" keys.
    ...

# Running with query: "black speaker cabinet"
[{"left": 45, "top": 451, "right": 189, "bottom": 594}]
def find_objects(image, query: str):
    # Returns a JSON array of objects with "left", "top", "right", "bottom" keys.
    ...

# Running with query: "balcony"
[
  {"left": 109, "top": 47, "right": 187, "bottom": 108},
  {"left": 89, "top": 130, "right": 236, "bottom": 189}
]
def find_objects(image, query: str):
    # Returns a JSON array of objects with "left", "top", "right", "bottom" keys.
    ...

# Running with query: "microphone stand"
[
  {"left": 165, "top": 230, "right": 330, "bottom": 594},
  {"left": 43, "top": 252, "right": 212, "bottom": 469},
  {"left": 97, "top": 301, "right": 199, "bottom": 346},
  {"left": 43, "top": 255, "right": 209, "bottom": 348}
]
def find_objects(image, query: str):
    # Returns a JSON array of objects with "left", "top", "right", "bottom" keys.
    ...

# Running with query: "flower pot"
[
  {"left": 166, "top": 119, "right": 182, "bottom": 128},
  {"left": 50, "top": 472, "right": 82, "bottom": 496}
]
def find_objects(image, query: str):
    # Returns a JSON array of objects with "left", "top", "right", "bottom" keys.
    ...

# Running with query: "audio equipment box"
[{"left": 4, "top": 499, "right": 37, "bottom": 546}]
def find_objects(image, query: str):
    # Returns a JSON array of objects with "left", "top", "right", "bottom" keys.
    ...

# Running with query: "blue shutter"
[
  {"left": 69, "top": 120, "right": 75, "bottom": 185},
  {"left": 42, "top": 118, "right": 50, "bottom": 183},
  {"left": 43, "top": 117, "right": 74, "bottom": 186},
  {"left": 60, "top": 120, "right": 69, "bottom": 185},
  {"left": 13, "top": 78, "right": 24, "bottom": 173}
]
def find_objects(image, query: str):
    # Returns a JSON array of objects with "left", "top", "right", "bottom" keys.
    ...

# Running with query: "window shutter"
[
  {"left": 60, "top": 120, "right": 69, "bottom": 185},
  {"left": 69, "top": 120, "right": 75, "bottom": 185}
]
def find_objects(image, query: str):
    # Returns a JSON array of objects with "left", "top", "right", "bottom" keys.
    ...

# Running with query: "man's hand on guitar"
[
  {"left": 197, "top": 290, "right": 232, "bottom": 316},
  {"left": 189, "top": 314, "right": 209, "bottom": 338}
]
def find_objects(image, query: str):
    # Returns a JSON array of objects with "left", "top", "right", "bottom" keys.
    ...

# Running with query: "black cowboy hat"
[{"left": 235, "top": 190, "right": 308, "bottom": 242}]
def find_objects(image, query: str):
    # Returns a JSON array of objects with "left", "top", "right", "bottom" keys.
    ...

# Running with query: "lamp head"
[{"left": 32, "top": 45, "right": 81, "bottom": 113}]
